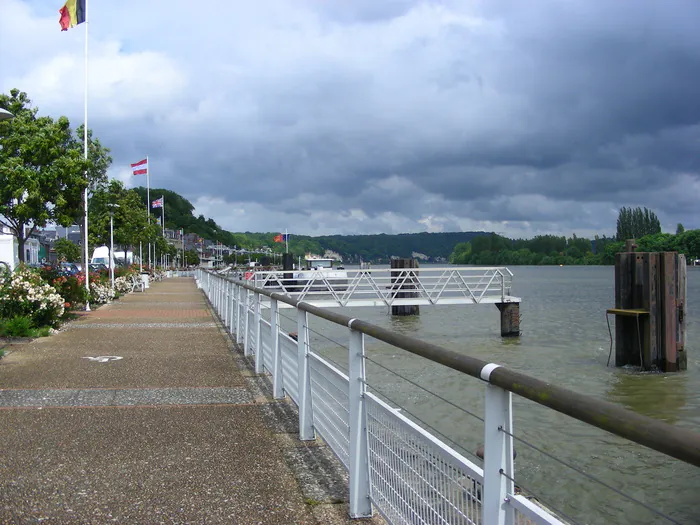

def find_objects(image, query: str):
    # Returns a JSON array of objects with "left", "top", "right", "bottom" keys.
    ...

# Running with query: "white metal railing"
[
  {"left": 196, "top": 269, "right": 564, "bottom": 524},
  {"left": 232, "top": 266, "right": 519, "bottom": 308},
  {"left": 195, "top": 269, "right": 700, "bottom": 525}
]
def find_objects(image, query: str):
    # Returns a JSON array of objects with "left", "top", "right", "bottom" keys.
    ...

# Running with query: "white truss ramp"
[{"left": 239, "top": 266, "right": 520, "bottom": 308}]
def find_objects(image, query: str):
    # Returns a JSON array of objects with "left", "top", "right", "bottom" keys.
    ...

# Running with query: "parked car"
[
  {"left": 89, "top": 263, "right": 108, "bottom": 273},
  {"left": 58, "top": 262, "right": 81, "bottom": 276}
]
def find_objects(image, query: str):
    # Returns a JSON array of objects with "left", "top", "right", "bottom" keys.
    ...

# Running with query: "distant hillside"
[
  {"left": 134, "top": 187, "right": 487, "bottom": 261},
  {"left": 313, "top": 232, "right": 486, "bottom": 262}
]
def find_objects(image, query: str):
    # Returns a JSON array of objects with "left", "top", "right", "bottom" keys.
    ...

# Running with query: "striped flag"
[
  {"left": 131, "top": 158, "right": 148, "bottom": 176},
  {"left": 151, "top": 197, "right": 163, "bottom": 209},
  {"left": 59, "top": 0, "right": 86, "bottom": 31},
  {"left": 274, "top": 233, "right": 290, "bottom": 242}
]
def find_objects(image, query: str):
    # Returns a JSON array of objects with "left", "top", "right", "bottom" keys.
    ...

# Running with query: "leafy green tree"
[
  {"left": 89, "top": 180, "right": 156, "bottom": 260},
  {"left": 616, "top": 206, "right": 661, "bottom": 241},
  {"left": 449, "top": 242, "right": 472, "bottom": 264},
  {"left": 53, "top": 238, "right": 81, "bottom": 262},
  {"left": 184, "top": 249, "right": 200, "bottom": 266},
  {"left": 0, "top": 89, "right": 90, "bottom": 262},
  {"left": 677, "top": 223, "right": 685, "bottom": 235}
]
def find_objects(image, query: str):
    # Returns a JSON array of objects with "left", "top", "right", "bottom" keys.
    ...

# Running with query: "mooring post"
[
  {"left": 390, "top": 258, "right": 420, "bottom": 316},
  {"left": 677, "top": 254, "right": 688, "bottom": 370},
  {"left": 609, "top": 240, "right": 686, "bottom": 372},
  {"left": 496, "top": 302, "right": 520, "bottom": 337}
]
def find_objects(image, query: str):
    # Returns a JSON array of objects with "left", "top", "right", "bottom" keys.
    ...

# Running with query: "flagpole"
[
  {"left": 82, "top": 0, "right": 91, "bottom": 312},
  {"left": 146, "top": 154, "right": 151, "bottom": 269},
  {"left": 285, "top": 228, "right": 288, "bottom": 254},
  {"left": 161, "top": 196, "right": 165, "bottom": 268}
]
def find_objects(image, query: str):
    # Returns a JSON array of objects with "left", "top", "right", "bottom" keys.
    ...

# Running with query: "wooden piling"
[
  {"left": 496, "top": 302, "right": 520, "bottom": 337},
  {"left": 390, "top": 258, "right": 420, "bottom": 316},
  {"left": 610, "top": 243, "right": 686, "bottom": 372}
]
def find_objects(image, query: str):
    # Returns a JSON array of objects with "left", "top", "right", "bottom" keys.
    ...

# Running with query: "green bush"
[
  {"left": 0, "top": 266, "right": 65, "bottom": 327},
  {"left": 0, "top": 316, "right": 34, "bottom": 337},
  {"left": 38, "top": 266, "right": 87, "bottom": 308}
]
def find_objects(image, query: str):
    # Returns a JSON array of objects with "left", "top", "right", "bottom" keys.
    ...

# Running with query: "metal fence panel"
[
  {"left": 280, "top": 334, "right": 299, "bottom": 404},
  {"left": 260, "top": 318, "right": 272, "bottom": 373},
  {"left": 308, "top": 353, "right": 351, "bottom": 468},
  {"left": 247, "top": 309, "right": 256, "bottom": 354},
  {"left": 366, "top": 393, "right": 483, "bottom": 525}
]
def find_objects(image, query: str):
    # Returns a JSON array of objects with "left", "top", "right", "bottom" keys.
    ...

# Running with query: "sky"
[{"left": 2, "top": 0, "right": 700, "bottom": 239}]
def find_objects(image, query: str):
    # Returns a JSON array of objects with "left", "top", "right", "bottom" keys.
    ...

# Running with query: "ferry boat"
[{"left": 294, "top": 255, "right": 348, "bottom": 291}]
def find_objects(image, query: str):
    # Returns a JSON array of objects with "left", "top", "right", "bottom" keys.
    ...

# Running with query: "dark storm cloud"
[{"left": 9, "top": 0, "right": 700, "bottom": 234}]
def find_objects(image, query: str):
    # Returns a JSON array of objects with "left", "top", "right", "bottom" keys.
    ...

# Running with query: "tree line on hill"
[
  {"left": 449, "top": 207, "right": 700, "bottom": 266},
  {"left": 130, "top": 189, "right": 698, "bottom": 266}
]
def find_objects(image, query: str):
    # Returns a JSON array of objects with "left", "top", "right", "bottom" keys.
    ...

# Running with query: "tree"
[
  {"left": 184, "top": 249, "right": 200, "bottom": 266},
  {"left": 89, "top": 180, "right": 156, "bottom": 257},
  {"left": 53, "top": 238, "right": 81, "bottom": 262},
  {"left": 0, "top": 89, "right": 89, "bottom": 262},
  {"left": 677, "top": 223, "right": 685, "bottom": 235},
  {"left": 449, "top": 241, "right": 472, "bottom": 264},
  {"left": 616, "top": 206, "right": 661, "bottom": 241}
]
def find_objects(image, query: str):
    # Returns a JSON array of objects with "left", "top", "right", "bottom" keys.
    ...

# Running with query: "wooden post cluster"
[
  {"left": 390, "top": 258, "right": 420, "bottom": 316},
  {"left": 610, "top": 241, "right": 687, "bottom": 371}
]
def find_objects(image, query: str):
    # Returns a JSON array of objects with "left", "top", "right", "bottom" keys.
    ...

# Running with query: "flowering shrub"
[
  {"left": 89, "top": 280, "right": 115, "bottom": 304},
  {"left": 114, "top": 275, "right": 134, "bottom": 295},
  {"left": 39, "top": 266, "right": 87, "bottom": 307},
  {"left": 0, "top": 266, "right": 65, "bottom": 327}
]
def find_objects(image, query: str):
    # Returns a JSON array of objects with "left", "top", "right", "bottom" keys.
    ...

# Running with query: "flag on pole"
[
  {"left": 131, "top": 158, "right": 148, "bottom": 176},
  {"left": 59, "top": 0, "right": 86, "bottom": 31},
  {"left": 274, "top": 233, "right": 289, "bottom": 243},
  {"left": 151, "top": 197, "right": 163, "bottom": 209}
]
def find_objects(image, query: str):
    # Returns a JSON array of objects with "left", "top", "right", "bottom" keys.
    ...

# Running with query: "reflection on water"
[
  {"left": 607, "top": 370, "right": 688, "bottom": 424},
  {"left": 303, "top": 265, "right": 700, "bottom": 524}
]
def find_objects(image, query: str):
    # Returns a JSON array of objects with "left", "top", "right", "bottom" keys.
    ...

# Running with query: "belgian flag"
[{"left": 59, "top": 0, "right": 86, "bottom": 31}]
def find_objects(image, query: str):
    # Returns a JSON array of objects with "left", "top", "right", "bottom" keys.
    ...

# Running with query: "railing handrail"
[{"left": 210, "top": 270, "right": 700, "bottom": 468}]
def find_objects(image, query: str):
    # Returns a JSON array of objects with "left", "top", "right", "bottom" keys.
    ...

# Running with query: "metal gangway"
[
  {"left": 227, "top": 266, "right": 520, "bottom": 308},
  {"left": 197, "top": 269, "right": 700, "bottom": 525}
]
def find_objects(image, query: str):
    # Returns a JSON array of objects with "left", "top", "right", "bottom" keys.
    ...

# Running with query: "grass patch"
[
  {"left": 0, "top": 316, "right": 34, "bottom": 337},
  {"left": 31, "top": 326, "right": 52, "bottom": 337}
]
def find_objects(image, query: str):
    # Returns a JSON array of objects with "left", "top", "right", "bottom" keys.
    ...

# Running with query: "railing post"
[
  {"left": 244, "top": 289, "right": 251, "bottom": 356},
  {"left": 297, "top": 306, "right": 314, "bottom": 441},
  {"left": 483, "top": 382, "right": 515, "bottom": 525},
  {"left": 235, "top": 285, "right": 242, "bottom": 344},
  {"left": 215, "top": 276, "right": 220, "bottom": 311},
  {"left": 216, "top": 277, "right": 221, "bottom": 313},
  {"left": 348, "top": 322, "right": 372, "bottom": 518},
  {"left": 223, "top": 280, "right": 229, "bottom": 329},
  {"left": 228, "top": 281, "right": 235, "bottom": 333},
  {"left": 254, "top": 291, "right": 263, "bottom": 374},
  {"left": 271, "top": 298, "right": 284, "bottom": 398}
]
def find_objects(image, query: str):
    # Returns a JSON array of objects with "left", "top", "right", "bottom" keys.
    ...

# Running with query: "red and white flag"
[{"left": 131, "top": 158, "right": 148, "bottom": 176}]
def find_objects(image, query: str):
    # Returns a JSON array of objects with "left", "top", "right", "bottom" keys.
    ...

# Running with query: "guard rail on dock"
[
  {"left": 223, "top": 266, "right": 520, "bottom": 308},
  {"left": 196, "top": 269, "right": 700, "bottom": 525}
]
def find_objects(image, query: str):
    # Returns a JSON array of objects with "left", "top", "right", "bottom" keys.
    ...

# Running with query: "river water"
[{"left": 280, "top": 265, "right": 699, "bottom": 524}]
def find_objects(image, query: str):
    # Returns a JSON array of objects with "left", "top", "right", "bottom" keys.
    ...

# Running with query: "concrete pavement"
[{"left": 0, "top": 277, "right": 383, "bottom": 524}]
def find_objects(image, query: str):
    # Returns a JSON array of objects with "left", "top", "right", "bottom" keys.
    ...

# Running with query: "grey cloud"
[{"left": 14, "top": 0, "right": 700, "bottom": 236}]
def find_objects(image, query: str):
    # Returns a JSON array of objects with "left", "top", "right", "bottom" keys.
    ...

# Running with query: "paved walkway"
[{"left": 0, "top": 278, "right": 380, "bottom": 524}]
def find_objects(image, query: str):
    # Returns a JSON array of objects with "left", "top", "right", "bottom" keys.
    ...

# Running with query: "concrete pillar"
[{"left": 496, "top": 302, "right": 520, "bottom": 337}]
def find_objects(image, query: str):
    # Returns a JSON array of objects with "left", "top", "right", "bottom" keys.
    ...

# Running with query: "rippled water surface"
[{"left": 276, "top": 265, "right": 700, "bottom": 524}]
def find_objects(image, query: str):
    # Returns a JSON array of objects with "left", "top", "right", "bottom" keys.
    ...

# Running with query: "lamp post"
[{"left": 107, "top": 203, "right": 120, "bottom": 292}]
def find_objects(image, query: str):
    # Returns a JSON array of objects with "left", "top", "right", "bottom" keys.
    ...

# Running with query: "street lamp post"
[{"left": 107, "top": 203, "right": 120, "bottom": 292}]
